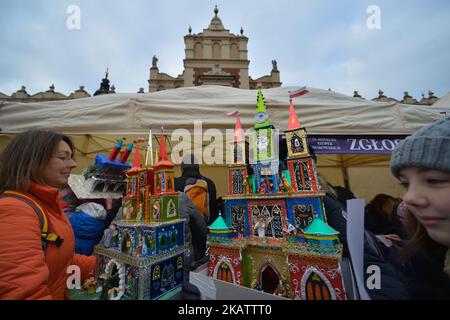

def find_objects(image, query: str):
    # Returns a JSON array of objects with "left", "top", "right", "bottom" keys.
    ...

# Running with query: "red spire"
[
  {"left": 288, "top": 99, "right": 301, "bottom": 129},
  {"left": 127, "top": 144, "right": 142, "bottom": 174},
  {"left": 158, "top": 127, "right": 168, "bottom": 162},
  {"left": 234, "top": 116, "right": 244, "bottom": 142},
  {"left": 133, "top": 145, "right": 141, "bottom": 168}
]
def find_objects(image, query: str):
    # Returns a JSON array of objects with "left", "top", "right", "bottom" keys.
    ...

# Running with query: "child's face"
[{"left": 399, "top": 167, "right": 450, "bottom": 247}]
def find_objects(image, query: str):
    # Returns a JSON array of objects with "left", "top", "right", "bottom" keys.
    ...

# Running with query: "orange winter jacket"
[{"left": 0, "top": 183, "right": 96, "bottom": 299}]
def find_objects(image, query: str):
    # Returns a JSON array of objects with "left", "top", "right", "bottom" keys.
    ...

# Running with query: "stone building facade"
[{"left": 148, "top": 6, "right": 281, "bottom": 92}]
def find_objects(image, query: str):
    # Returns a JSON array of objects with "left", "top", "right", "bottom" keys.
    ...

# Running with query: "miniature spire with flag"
[
  {"left": 288, "top": 86, "right": 309, "bottom": 130},
  {"left": 226, "top": 109, "right": 244, "bottom": 142},
  {"left": 288, "top": 100, "right": 301, "bottom": 130}
]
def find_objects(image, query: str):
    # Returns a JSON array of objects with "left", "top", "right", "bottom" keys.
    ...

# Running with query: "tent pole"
[
  {"left": 81, "top": 134, "right": 91, "bottom": 156},
  {"left": 340, "top": 155, "right": 351, "bottom": 191}
]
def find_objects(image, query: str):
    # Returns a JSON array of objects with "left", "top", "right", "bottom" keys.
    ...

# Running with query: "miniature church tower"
[
  {"left": 251, "top": 84, "right": 279, "bottom": 194},
  {"left": 227, "top": 115, "right": 251, "bottom": 195},
  {"left": 151, "top": 128, "right": 179, "bottom": 223},
  {"left": 90, "top": 132, "right": 186, "bottom": 300},
  {"left": 285, "top": 99, "right": 319, "bottom": 193},
  {"left": 123, "top": 140, "right": 155, "bottom": 223},
  {"left": 207, "top": 87, "right": 347, "bottom": 300}
]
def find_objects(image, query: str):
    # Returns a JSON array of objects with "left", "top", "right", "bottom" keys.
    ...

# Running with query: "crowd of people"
[{"left": 0, "top": 116, "right": 449, "bottom": 300}]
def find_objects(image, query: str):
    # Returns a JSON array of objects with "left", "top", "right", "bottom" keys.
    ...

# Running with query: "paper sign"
[{"left": 346, "top": 199, "right": 371, "bottom": 300}]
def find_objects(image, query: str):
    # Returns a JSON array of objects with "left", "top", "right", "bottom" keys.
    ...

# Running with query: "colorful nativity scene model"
[
  {"left": 207, "top": 86, "right": 348, "bottom": 300},
  {"left": 75, "top": 130, "right": 186, "bottom": 300}
]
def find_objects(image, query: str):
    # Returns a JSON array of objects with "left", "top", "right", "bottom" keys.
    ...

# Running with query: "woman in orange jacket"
[{"left": 0, "top": 130, "right": 96, "bottom": 299}]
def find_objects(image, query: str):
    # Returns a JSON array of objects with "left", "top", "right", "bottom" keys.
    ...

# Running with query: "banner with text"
[{"left": 307, "top": 135, "right": 407, "bottom": 154}]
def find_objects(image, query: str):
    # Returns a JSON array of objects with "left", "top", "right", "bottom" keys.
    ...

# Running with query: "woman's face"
[
  {"left": 399, "top": 167, "right": 450, "bottom": 247},
  {"left": 42, "top": 140, "right": 77, "bottom": 188}
]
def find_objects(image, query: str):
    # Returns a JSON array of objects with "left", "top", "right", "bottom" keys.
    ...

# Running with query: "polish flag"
[
  {"left": 289, "top": 86, "right": 309, "bottom": 99},
  {"left": 226, "top": 109, "right": 240, "bottom": 117}
]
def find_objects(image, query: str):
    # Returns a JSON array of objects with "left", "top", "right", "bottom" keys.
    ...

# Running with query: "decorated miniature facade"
[
  {"left": 208, "top": 87, "right": 347, "bottom": 300},
  {"left": 92, "top": 130, "right": 185, "bottom": 300}
]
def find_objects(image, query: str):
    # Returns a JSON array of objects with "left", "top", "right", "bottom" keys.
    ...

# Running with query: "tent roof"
[
  {"left": 1, "top": 85, "right": 448, "bottom": 135},
  {"left": 432, "top": 92, "right": 450, "bottom": 108}
]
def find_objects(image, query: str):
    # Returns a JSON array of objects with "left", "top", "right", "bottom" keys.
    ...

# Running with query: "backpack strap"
[{"left": 0, "top": 190, "right": 64, "bottom": 249}]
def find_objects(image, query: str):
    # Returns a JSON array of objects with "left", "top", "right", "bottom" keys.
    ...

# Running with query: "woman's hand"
[{"left": 105, "top": 196, "right": 113, "bottom": 211}]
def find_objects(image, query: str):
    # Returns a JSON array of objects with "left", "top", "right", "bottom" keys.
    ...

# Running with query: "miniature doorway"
[
  {"left": 260, "top": 264, "right": 280, "bottom": 294},
  {"left": 305, "top": 272, "right": 332, "bottom": 300},
  {"left": 217, "top": 261, "right": 234, "bottom": 284}
]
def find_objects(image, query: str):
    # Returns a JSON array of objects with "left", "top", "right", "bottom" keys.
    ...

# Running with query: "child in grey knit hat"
[{"left": 389, "top": 116, "right": 450, "bottom": 293}]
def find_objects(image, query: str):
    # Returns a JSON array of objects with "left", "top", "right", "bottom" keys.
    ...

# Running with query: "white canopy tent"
[{"left": 1, "top": 85, "right": 448, "bottom": 201}]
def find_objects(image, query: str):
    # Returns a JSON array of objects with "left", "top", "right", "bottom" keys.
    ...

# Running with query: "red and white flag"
[
  {"left": 289, "top": 86, "right": 309, "bottom": 99},
  {"left": 226, "top": 109, "right": 240, "bottom": 117}
]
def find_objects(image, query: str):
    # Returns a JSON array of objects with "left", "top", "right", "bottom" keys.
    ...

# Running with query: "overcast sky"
[{"left": 1, "top": 0, "right": 449, "bottom": 100}]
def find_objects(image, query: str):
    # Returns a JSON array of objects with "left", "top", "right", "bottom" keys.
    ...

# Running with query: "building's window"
[
  {"left": 230, "top": 43, "right": 239, "bottom": 59},
  {"left": 194, "top": 42, "right": 203, "bottom": 58},
  {"left": 213, "top": 41, "right": 221, "bottom": 59}
]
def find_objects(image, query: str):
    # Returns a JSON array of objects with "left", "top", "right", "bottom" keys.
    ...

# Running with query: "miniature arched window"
[
  {"left": 305, "top": 272, "right": 332, "bottom": 300},
  {"left": 160, "top": 173, "right": 166, "bottom": 192},
  {"left": 293, "top": 204, "right": 315, "bottom": 231},
  {"left": 270, "top": 205, "right": 284, "bottom": 238},
  {"left": 177, "top": 256, "right": 183, "bottom": 269},
  {"left": 157, "top": 85, "right": 165, "bottom": 91},
  {"left": 166, "top": 174, "right": 173, "bottom": 191},
  {"left": 103, "top": 259, "right": 125, "bottom": 300},
  {"left": 290, "top": 133, "right": 304, "bottom": 154},
  {"left": 212, "top": 41, "right": 221, "bottom": 59},
  {"left": 139, "top": 172, "right": 146, "bottom": 186},
  {"left": 234, "top": 145, "right": 244, "bottom": 164},
  {"left": 230, "top": 42, "right": 239, "bottom": 59},
  {"left": 167, "top": 199, "right": 177, "bottom": 218},
  {"left": 218, "top": 261, "right": 233, "bottom": 283},
  {"left": 159, "top": 232, "right": 167, "bottom": 250},
  {"left": 121, "top": 232, "right": 132, "bottom": 254},
  {"left": 194, "top": 42, "right": 203, "bottom": 58},
  {"left": 153, "top": 265, "right": 160, "bottom": 280},
  {"left": 161, "top": 264, "right": 175, "bottom": 289},
  {"left": 131, "top": 178, "right": 137, "bottom": 194},
  {"left": 169, "top": 229, "right": 178, "bottom": 246},
  {"left": 152, "top": 199, "right": 161, "bottom": 221}
]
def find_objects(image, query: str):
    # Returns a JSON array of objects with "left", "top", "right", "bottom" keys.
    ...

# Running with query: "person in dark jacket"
[
  {"left": 179, "top": 192, "right": 208, "bottom": 266},
  {"left": 175, "top": 154, "right": 218, "bottom": 224},
  {"left": 178, "top": 192, "right": 205, "bottom": 300},
  {"left": 365, "top": 117, "right": 450, "bottom": 299},
  {"left": 60, "top": 183, "right": 121, "bottom": 255},
  {"left": 68, "top": 198, "right": 114, "bottom": 255},
  {"left": 365, "top": 193, "right": 407, "bottom": 239}
]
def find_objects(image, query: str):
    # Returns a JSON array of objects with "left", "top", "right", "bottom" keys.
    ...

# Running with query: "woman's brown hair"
[
  {"left": 400, "top": 210, "right": 447, "bottom": 263},
  {"left": 0, "top": 130, "right": 74, "bottom": 193}
]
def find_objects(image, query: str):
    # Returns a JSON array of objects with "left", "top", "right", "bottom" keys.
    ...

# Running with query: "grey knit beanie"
[{"left": 390, "top": 117, "right": 450, "bottom": 178}]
